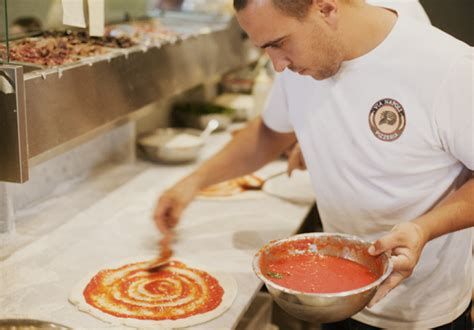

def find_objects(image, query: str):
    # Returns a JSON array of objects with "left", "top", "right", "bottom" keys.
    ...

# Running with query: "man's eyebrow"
[{"left": 259, "top": 36, "right": 286, "bottom": 49}]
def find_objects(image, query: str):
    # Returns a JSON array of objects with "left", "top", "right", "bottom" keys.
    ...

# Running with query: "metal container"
[
  {"left": 253, "top": 233, "right": 392, "bottom": 324},
  {"left": 138, "top": 128, "right": 204, "bottom": 164},
  {"left": 0, "top": 319, "right": 71, "bottom": 329}
]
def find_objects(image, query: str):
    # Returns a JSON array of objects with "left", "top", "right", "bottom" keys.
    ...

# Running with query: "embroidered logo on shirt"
[{"left": 369, "top": 98, "right": 406, "bottom": 142}]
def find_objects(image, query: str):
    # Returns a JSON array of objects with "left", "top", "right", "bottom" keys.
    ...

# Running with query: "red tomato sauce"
[
  {"left": 260, "top": 238, "right": 381, "bottom": 294},
  {"left": 263, "top": 254, "right": 378, "bottom": 293},
  {"left": 83, "top": 260, "right": 224, "bottom": 320}
]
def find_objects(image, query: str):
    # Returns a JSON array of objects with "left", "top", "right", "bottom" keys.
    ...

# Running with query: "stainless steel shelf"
[{"left": 0, "top": 18, "right": 258, "bottom": 183}]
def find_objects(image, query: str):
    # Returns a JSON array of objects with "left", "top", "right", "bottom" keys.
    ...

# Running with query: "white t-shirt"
[
  {"left": 367, "top": 0, "right": 431, "bottom": 24},
  {"left": 262, "top": 13, "right": 473, "bottom": 330}
]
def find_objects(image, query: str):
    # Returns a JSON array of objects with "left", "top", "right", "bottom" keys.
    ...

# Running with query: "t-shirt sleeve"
[
  {"left": 262, "top": 73, "right": 294, "bottom": 133},
  {"left": 434, "top": 50, "right": 474, "bottom": 170}
]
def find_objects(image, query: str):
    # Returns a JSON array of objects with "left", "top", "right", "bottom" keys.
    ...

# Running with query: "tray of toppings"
[
  {"left": 0, "top": 30, "right": 136, "bottom": 68},
  {"left": 105, "top": 19, "right": 181, "bottom": 46}
]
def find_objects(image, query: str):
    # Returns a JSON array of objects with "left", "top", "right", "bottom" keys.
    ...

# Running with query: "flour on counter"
[{"left": 0, "top": 265, "right": 59, "bottom": 297}]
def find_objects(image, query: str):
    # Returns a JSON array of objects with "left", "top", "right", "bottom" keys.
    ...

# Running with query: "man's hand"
[
  {"left": 367, "top": 174, "right": 474, "bottom": 307},
  {"left": 153, "top": 177, "right": 200, "bottom": 235},
  {"left": 153, "top": 118, "right": 297, "bottom": 235},
  {"left": 287, "top": 143, "right": 306, "bottom": 176},
  {"left": 367, "top": 222, "right": 429, "bottom": 307}
]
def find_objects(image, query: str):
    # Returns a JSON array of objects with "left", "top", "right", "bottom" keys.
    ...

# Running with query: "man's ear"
[{"left": 313, "top": 0, "right": 339, "bottom": 28}]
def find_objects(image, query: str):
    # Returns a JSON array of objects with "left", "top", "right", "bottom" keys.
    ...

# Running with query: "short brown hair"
[{"left": 234, "top": 0, "right": 313, "bottom": 19}]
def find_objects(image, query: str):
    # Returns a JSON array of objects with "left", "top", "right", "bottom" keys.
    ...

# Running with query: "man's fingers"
[
  {"left": 296, "top": 145, "right": 306, "bottom": 170},
  {"left": 390, "top": 248, "right": 414, "bottom": 272},
  {"left": 369, "top": 231, "right": 403, "bottom": 256},
  {"left": 287, "top": 144, "right": 300, "bottom": 176},
  {"left": 287, "top": 167, "right": 294, "bottom": 177},
  {"left": 287, "top": 156, "right": 297, "bottom": 177},
  {"left": 367, "top": 271, "right": 405, "bottom": 308},
  {"left": 155, "top": 211, "right": 172, "bottom": 233},
  {"left": 298, "top": 156, "right": 306, "bottom": 170},
  {"left": 168, "top": 203, "right": 183, "bottom": 228},
  {"left": 154, "top": 196, "right": 179, "bottom": 233}
]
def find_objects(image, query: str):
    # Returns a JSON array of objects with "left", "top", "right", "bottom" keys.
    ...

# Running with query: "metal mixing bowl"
[
  {"left": 138, "top": 128, "right": 204, "bottom": 164},
  {"left": 0, "top": 319, "right": 71, "bottom": 329},
  {"left": 253, "top": 233, "right": 392, "bottom": 324}
]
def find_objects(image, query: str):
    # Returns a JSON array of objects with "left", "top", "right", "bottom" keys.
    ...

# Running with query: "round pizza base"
[{"left": 69, "top": 256, "right": 237, "bottom": 329}]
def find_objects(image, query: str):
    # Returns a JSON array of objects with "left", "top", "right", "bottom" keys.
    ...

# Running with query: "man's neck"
[{"left": 338, "top": 3, "right": 398, "bottom": 61}]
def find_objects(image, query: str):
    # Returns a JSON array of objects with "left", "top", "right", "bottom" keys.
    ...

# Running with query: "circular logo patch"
[{"left": 369, "top": 98, "right": 406, "bottom": 142}]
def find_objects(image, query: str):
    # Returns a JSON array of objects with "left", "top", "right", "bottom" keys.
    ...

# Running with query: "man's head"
[
  {"left": 235, "top": 0, "right": 348, "bottom": 80},
  {"left": 234, "top": 0, "right": 313, "bottom": 20}
]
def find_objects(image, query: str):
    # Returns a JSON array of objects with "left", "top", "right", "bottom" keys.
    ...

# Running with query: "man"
[
  {"left": 285, "top": 0, "right": 430, "bottom": 174},
  {"left": 154, "top": 0, "right": 473, "bottom": 328},
  {"left": 287, "top": 0, "right": 431, "bottom": 177},
  {"left": 286, "top": 0, "right": 431, "bottom": 172}
]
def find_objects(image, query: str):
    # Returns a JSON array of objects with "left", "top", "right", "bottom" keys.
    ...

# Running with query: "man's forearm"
[
  {"left": 414, "top": 175, "right": 474, "bottom": 241},
  {"left": 185, "top": 118, "right": 296, "bottom": 190}
]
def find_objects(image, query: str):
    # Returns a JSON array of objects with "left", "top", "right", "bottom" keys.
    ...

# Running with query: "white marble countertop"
[{"left": 0, "top": 131, "right": 314, "bottom": 329}]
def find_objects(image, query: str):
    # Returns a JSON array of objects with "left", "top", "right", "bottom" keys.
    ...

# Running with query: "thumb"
[
  {"left": 168, "top": 204, "right": 183, "bottom": 227},
  {"left": 287, "top": 167, "right": 294, "bottom": 177},
  {"left": 369, "top": 231, "right": 401, "bottom": 256},
  {"left": 287, "top": 162, "right": 295, "bottom": 177}
]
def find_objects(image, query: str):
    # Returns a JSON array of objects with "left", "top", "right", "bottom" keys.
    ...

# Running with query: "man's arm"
[
  {"left": 193, "top": 118, "right": 297, "bottom": 189},
  {"left": 414, "top": 172, "right": 474, "bottom": 241},
  {"left": 154, "top": 117, "right": 297, "bottom": 234},
  {"left": 368, "top": 171, "right": 474, "bottom": 307}
]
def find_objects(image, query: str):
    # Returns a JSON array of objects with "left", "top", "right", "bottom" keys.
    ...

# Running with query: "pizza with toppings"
[
  {"left": 70, "top": 258, "right": 237, "bottom": 328},
  {"left": 198, "top": 174, "right": 264, "bottom": 199}
]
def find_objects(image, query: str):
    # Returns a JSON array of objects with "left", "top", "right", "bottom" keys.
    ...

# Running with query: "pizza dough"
[
  {"left": 69, "top": 257, "right": 237, "bottom": 328},
  {"left": 197, "top": 175, "right": 265, "bottom": 201}
]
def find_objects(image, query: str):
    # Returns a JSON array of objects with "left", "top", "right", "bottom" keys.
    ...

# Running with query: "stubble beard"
[
  {"left": 311, "top": 59, "right": 343, "bottom": 80},
  {"left": 309, "top": 26, "right": 345, "bottom": 80}
]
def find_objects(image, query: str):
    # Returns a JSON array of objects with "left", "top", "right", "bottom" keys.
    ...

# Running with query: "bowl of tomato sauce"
[{"left": 253, "top": 233, "right": 392, "bottom": 323}]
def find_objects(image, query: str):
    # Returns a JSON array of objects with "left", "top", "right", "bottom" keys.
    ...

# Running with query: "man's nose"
[{"left": 266, "top": 49, "right": 290, "bottom": 73}]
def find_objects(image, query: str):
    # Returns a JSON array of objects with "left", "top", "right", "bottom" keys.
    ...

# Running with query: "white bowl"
[{"left": 138, "top": 128, "right": 204, "bottom": 164}]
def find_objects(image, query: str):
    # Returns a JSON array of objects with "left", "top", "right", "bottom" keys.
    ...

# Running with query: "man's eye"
[{"left": 269, "top": 42, "right": 283, "bottom": 49}]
